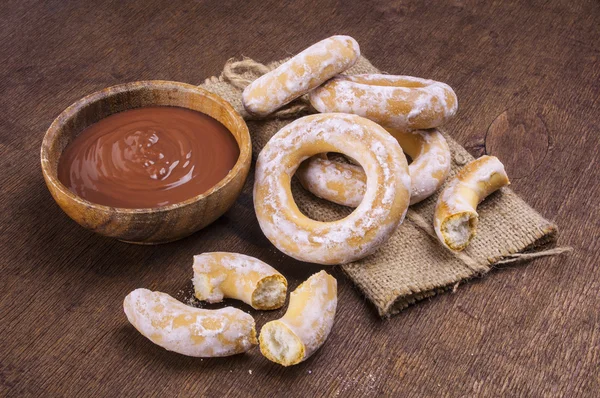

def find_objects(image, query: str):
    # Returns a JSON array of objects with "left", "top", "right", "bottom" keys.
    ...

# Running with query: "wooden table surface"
[{"left": 2, "top": 1, "right": 599, "bottom": 396}]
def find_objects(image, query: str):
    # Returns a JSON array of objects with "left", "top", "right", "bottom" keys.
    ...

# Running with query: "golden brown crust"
[
  {"left": 123, "top": 289, "right": 257, "bottom": 357},
  {"left": 253, "top": 113, "right": 410, "bottom": 265},
  {"left": 434, "top": 156, "right": 510, "bottom": 251},
  {"left": 242, "top": 36, "right": 360, "bottom": 117},
  {"left": 296, "top": 128, "right": 451, "bottom": 207},
  {"left": 309, "top": 74, "right": 458, "bottom": 130}
]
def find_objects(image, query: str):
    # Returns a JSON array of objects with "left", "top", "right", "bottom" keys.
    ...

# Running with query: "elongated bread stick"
[
  {"left": 242, "top": 35, "right": 360, "bottom": 117},
  {"left": 124, "top": 289, "right": 257, "bottom": 357}
]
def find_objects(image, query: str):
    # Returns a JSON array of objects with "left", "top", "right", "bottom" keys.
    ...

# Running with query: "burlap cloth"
[{"left": 201, "top": 56, "right": 567, "bottom": 317}]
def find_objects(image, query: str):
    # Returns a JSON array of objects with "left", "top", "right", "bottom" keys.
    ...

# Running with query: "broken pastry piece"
[
  {"left": 260, "top": 271, "right": 337, "bottom": 366},
  {"left": 192, "top": 252, "right": 287, "bottom": 310}
]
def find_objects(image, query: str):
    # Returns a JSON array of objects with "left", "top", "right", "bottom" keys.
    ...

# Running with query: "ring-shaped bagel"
[
  {"left": 296, "top": 128, "right": 451, "bottom": 206},
  {"left": 253, "top": 113, "right": 411, "bottom": 265},
  {"left": 309, "top": 74, "right": 458, "bottom": 130}
]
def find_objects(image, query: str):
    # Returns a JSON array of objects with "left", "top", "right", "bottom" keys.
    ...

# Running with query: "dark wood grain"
[{"left": 1, "top": 0, "right": 599, "bottom": 396}]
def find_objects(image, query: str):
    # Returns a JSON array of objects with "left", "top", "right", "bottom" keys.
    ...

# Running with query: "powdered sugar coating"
[
  {"left": 297, "top": 128, "right": 451, "bottom": 207},
  {"left": 309, "top": 74, "right": 458, "bottom": 130},
  {"left": 253, "top": 113, "right": 410, "bottom": 265},
  {"left": 297, "top": 157, "right": 366, "bottom": 207},
  {"left": 279, "top": 271, "right": 337, "bottom": 356},
  {"left": 192, "top": 252, "right": 286, "bottom": 309},
  {"left": 242, "top": 36, "right": 360, "bottom": 117},
  {"left": 123, "top": 289, "right": 256, "bottom": 357},
  {"left": 391, "top": 128, "right": 452, "bottom": 203},
  {"left": 259, "top": 271, "right": 337, "bottom": 366},
  {"left": 438, "top": 156, "right": 508, "bottom": 214},
  {"left": 434, "top": 155, "right": 510, "bottom": 249}
]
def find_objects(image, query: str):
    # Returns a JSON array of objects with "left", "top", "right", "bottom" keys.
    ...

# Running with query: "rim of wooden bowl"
[{"left": 40, "top": 80, "right": 251, "bottom": 214}]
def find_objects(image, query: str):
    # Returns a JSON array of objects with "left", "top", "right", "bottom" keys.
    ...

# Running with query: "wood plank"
[{"left": 1, "top": 0, "right": 598, "bottom": 396}]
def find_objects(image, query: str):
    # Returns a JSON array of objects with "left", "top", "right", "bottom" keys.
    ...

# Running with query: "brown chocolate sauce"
[{"left": 58, "top": 106, "right": 239, "bottom": 208}]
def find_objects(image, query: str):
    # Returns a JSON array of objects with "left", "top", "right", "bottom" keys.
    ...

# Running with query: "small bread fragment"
[
  {"left": 434, "top": 155, "right": 510, "bottom": 251},
  {"left": 123, "top": 288, "right": 257, "bottom": 357},
  {"left": 192, "top": 252, "right": 287, "bottom": 310},
  {"left": 259, "top": 271, "right": 337, "bottom": 366}
]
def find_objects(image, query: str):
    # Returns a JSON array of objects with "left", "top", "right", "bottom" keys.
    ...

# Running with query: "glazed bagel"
[
  {"left": 296, "top": 128, "right": 451, "bottom": 206},
  {"left": 192, "top": 252, "right": 287, "bottom": 310},
  {"left": 434, "top": 155, "right": 510, "bottom": 251},
  {"left": 253, "top": 113, "right": 411, "bottom": 265},
  {"left": 309, "top": 74, "right": 458, "bottom": 130},
  {"left": 123, "top": 289, "right": 257, "bottom": 357},
  {"left": 242, "top": 35, "right": 360, "bottom": 117}
]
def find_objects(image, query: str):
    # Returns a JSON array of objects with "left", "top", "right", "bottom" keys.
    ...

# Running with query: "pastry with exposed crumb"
[
  {"left": 192, "top": 252, "right": 287, "bottom": 310},
  {"left": 259, "top": 271, "right": 337, "bottom": 366},
  {"left": 434, "top": 155, "right": 510, "bottom": 251}
]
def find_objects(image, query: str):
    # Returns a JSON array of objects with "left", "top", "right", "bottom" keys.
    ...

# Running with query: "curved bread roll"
[
  {"left": 242, "top": 35, "right": 360, "bottom": 117},
  {"left": 434, "top": 155, "right": 510, "bottom": 251},
  {"left": 124, "top": 288, "right": 257, "bottom": 357},
  {"left": 259, "top": 271, "right": 337, "bottom": 366},
  {"left": 192, "top": 252, "right": 287, "bottom": 310}
]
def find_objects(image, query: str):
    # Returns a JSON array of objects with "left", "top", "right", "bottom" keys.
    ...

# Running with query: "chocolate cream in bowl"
[{"left": 57, "top": 106, "right": 239, "bottom": 208}]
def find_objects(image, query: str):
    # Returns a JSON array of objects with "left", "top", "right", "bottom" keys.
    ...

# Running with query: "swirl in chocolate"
[{"left": 58, "top": 106, "right": 239, "bottom": 208}]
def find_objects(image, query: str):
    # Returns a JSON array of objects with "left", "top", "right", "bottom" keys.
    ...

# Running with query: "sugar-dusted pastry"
[
  {"left": 296, "top": 128, "right": 451, "bottom": 206},
  {"left": 242, "top": 35, "right": 360, "bottom": 117},
  {"left": 434, "top": 155, "right": 510, "bottom": 251},
  {"left": 260, "top": 271, "right": 337, "bottom": 366},
  {"left": 254, "top": 113, "right": 411, "bottom": 265},
  {"left": 192, "top": 252, "right": 287, "bottom": 310},
  {"left": 123, "top": 289, "right": 257, "bottom": 357},
  {"left": 309, "top": 74, "right": 458, "bottom": 130},
  {"left": 296, "top": 154, "right": 366, "bottom": 208}
]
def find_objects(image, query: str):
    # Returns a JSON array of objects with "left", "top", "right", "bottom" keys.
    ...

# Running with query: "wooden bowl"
[{"left": 41, "top": 81, "right": 251, "bottom": 244}]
